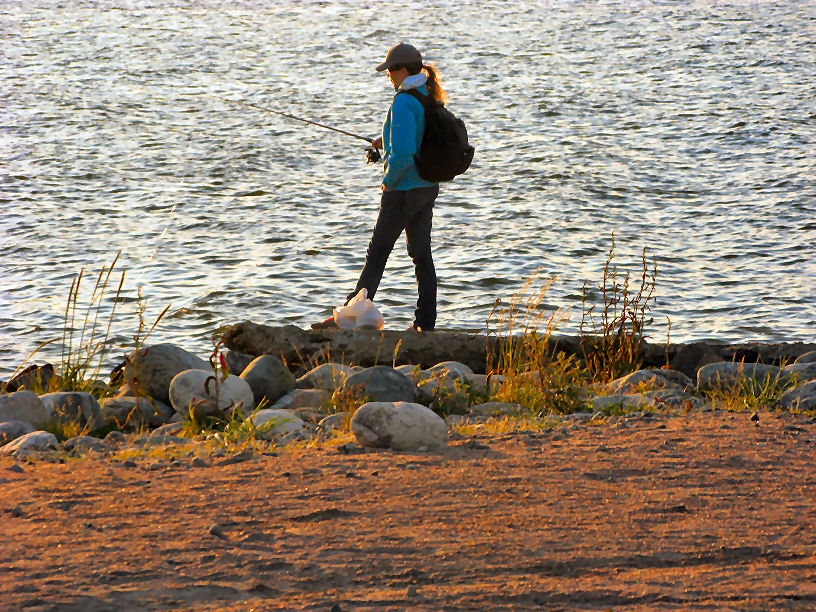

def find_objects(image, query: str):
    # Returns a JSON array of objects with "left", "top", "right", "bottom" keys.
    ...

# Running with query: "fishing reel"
[{"left": 365, "top": 146, "right": 381, "bottom": 164}]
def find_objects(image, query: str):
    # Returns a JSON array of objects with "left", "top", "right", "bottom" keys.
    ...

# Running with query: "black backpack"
[{"left": 401, "top": 89, "right": 474, "bottom": 183}]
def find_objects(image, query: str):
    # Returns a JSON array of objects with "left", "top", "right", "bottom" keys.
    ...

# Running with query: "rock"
[
  {"left": 783, "top": 362, "right": 816, "bottom": 383},
  {"left": 591, "top": 394, "right": 654, "bottom": 412},
  {"left": 423, "top": 361, "right": 474, "bottom": 383},
  {"left": 465, "top": 373, "right": 503, "bottom": 396},
  {"left": 604, "top": 369, "right": 692, "bottom": 395},
  {"left": 215, "top": 449, "right": 254, "bottom": 466},
  {"left": 123, "top": 344, "right": 208, "bottom": 405},
  {"left": 292, "top": 408, "right": 326, "bottom": 424},
  {"left": 139, "top": 434, "right": 189, "bottom": 447},
  {"left": 168, "top": 369, "right": 255, "bottom": 418},
  {"left": 0, "top": 431, "right": 59, "bottom": 454},
  {"left": 670, "top": 343, "right": 724, "bottom": 379},
  {"left": 297, "top": 363, "right": 355, "bottom": 391},
  {"left": 342, "top": 366, "right": 415, "bottom": 403},
  {"left": 63, "top": 436, "right": 107, "bottom": 453},
  {"left": 39, "top": 392, "right": 102, "bottom": 429},
  {"left": 100, "top": 396, "right": 174, "bottom": 428},
  {"left": 697, "top": 362, "right": 790, "bottom": 393},
  {"left": 564, "top": 412, "right": 593, "bottom": 420},
  {"left": 239, "top": 355, "right": 296, "bottom": 405},
  {"left": 416, "top": 377, "right": 470, "bottom": 414},
  {"left": 0, "top": 420, "right": 35, "bottom": 445},
  {"left": 642, "top": 390, "right": 704, "bottom": 411},
  {"left": 0, "top": 391, "right": 49, "bottom": 426},
  {"left": 468, "top": 402, "right": 523, "bottom": 417},
  {"left": 150, "top": 422, "right": 184, "bottom": 437},
  {"left": 0, "top": 363, "right": 55, "bottom": 393},
  {"left": 104, "top": 431, "right": 125, "bottom": 445},
  {"left": 223, "top": 350, "right": 257, "bottom": 377},
  {"left": 221, "top": 323, "right": 492, "bottom": 372},
  {"left": 248, "top": 408, "right": 306, "bottom": 434},
  {"left": 270, "top": 389, "right": 330, "bottom": 411},
  {"left": 394, "top": 364, "right": 421, "bottom": 381},
  {"left": 794, "top": 351, "right": 816, "bottom": 364},
  {"left": 86, "top": 379, "right": 113, "bottom": 396},
  {"left": 350, "top": 402, "right": 448, "bottom": 450},
  {"left": 221, "top": 324, "right": 816, "bottom": 375},
  {"left": 445, "top": 414, "right": 482, "bottom": 426},
  {"left": 778, "top": 381, "right": 816, "bottom": 411},
  {"left": 317, "top": 412, "right": 351, "bottom": 431}
]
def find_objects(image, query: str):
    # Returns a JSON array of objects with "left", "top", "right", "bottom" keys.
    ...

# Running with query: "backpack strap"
[{"left": 398, "top": 88, "right": 442, "bottom": 109}]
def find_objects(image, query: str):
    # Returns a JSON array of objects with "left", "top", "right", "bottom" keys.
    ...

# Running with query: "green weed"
[
  {"left": 580, "top": 234, "right": 658, "bottom": 383},
  {"left": 486, "top": 271, "right": 588, "bottom": 415},
  {"left": 702, "top": 362, "right": 799, "bottom": 412}
]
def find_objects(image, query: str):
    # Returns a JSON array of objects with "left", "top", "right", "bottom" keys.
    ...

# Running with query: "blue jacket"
[{"left": 381, "top": 83, "right": 438, "bottom": 191}]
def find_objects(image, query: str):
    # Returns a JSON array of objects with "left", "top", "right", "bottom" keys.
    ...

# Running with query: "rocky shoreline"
[{"left": 1, "top": 323, "right": 815, "bottom": 459}]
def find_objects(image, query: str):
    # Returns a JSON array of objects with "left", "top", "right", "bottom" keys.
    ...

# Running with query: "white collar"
[{"left": 398, "top": 72, "right": 428, "bottom": 91}]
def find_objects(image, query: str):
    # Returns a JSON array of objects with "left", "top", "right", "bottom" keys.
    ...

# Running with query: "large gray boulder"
[
  {"left": 604, "top": 368, "right": 692, "bottom": 395},
  {"left": 39, "top": 392, "right": 102, "bottom": 429},
  {"left": 783, "top": 362, "right": 816, "bottom": 383},
  {"left": 0, "top": 430, "right": 59, "bottom": 454},
  {"left": 670, "top": 342, "right": 725, "bottom": 379},
  {"left": 794, "top": 351, "right": 816, "bottom": 364},
  {"left": 270, "top": 389, "right": 330, "bottom": 412},
  {"left": 123, "top": 344, "right": 208, "bottom": 404},
  {"left": 342, "top": 366, "right": 415, "bottom": 403},
  {"left": 100, "top": 396, "right": 174, "bottom": 428},
  {"left": 297, "top": 363, "right": 355, "bottom": 391},
  {"left": 423, "top": 361, "right": 474, "bottom": 382},
  {"left": 239, "top": 355, "right": 296, "bottom": 405},
  {"left": 697, "top": 362, "right": 789, "bottom": 393},
  {"left": 223, "top": 350, "right": 256, "bottom": 377},
  {"left": 247, "top": 408, "right": 306, "bottom": 434},
  {"left": 0, "top": 420, "right": 35, "bottom": 446},
  {"left": 0, "top": 391, "right": 49, "bottom": 426},
  {"left": 220, "top": 323, "right": 492, "bottom": 372},
  {"left": 777, "top": 381, "right": 816, "bottom": 411},
  {"left": 350, "top": 401, "right": 448, "bottom": 451},
  {"left": 169, "top": 369, "right": 255, "bottom": 419},
  {"left": 1, "top": 364, "right": 55, "bottom": 393}
]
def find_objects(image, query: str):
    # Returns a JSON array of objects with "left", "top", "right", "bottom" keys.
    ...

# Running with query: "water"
[{"left": 2, "top": 0, "right": 815, "bottom": 377}]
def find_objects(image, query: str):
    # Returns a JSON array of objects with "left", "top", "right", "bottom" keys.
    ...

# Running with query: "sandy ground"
[{"left": 2, "top": 410, "right": 815, "bottom": 611}]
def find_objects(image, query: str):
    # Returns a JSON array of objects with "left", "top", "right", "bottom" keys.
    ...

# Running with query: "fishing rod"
[
  {"left": 215, "top": 96, "right": 381, "bottom": 163},
  {"left": 215, "top": 96, "right": 374, "bottom": 143}
]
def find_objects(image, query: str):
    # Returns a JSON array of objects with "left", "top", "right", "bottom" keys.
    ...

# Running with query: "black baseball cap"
[{"left": 376, "top": 43, "right": 422, "bottom": 71}]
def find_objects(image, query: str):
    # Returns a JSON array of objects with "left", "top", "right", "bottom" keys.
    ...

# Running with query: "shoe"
[
  {"left": 406, "top": 324, "right": 433, "bottom": 332},
  {"left": 311, "top": 316, "right": 339, "bottom": 330}
]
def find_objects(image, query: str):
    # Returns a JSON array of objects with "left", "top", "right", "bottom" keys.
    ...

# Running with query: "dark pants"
[{"left": 349, "top": 186, "right": 439, "bottom": 330}]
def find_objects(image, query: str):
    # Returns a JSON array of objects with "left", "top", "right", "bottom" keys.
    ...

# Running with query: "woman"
[{"left": 319, "top": 43, "right": 447, "bottom": 332}]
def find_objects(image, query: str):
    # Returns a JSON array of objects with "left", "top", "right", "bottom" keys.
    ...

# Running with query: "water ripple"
[{"left": 2, "top": 0, "right": 815, "bottom": 375}]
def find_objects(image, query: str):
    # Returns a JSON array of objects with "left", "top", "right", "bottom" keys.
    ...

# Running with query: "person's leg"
[
  {"left": 348, "top": 190, "right": 407, "bottom": 303},
  {"left": 404, "top": 186, "right": 439, "bottom": 330}
]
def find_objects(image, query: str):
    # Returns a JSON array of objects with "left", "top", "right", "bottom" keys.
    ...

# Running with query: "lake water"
[{"left": 2, "top": 0, "right": 815, "bottom": 377}]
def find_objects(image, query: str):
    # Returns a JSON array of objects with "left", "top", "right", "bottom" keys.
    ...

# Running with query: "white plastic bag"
[{"left": 333, "top": 288, "right": 385, "bottom": 330}]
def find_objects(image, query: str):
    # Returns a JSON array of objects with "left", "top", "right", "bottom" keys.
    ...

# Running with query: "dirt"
[{"left": 2, "top": 410, "right": 815, "bottom": 611}]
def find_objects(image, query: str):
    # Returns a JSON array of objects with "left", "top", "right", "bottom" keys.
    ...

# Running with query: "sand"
[{"left": 2, "top": 410, "right": 815, "bottom": 611}]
